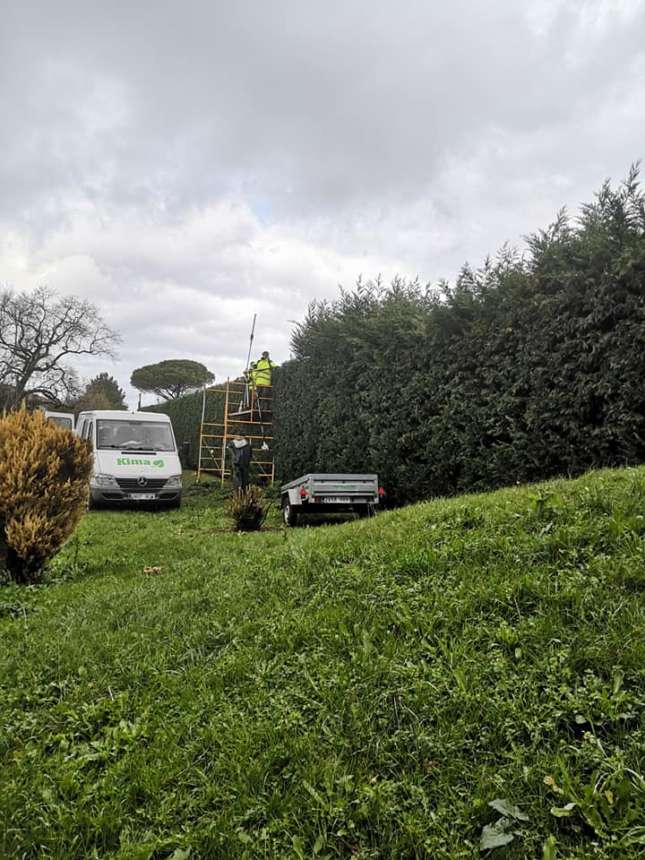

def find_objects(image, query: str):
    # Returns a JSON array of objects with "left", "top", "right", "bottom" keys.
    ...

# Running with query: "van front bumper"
[{"left": 90, "top": 487, "right": 182, "bottom": 505}]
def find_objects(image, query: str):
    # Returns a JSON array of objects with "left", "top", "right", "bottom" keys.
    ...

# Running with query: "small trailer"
[{"left": 281, "top": 473, "right": 383, "bottom": 526}]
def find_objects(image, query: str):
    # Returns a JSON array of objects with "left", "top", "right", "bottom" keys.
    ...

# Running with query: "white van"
[
  {"left": 44, "top": 411, "right": 75, "bottom": 431},
  {"left": 76, "top": 410, "right": 182, "bottom": 509}
]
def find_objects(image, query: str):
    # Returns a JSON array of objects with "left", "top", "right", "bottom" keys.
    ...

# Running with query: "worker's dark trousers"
[
  {"left": 255, "top": 385, "right": 273, "bottom": 421},
  {"left": 233, "top": 465, "right": 250, "bottom": 492},
  {"left": 255, "top": 386, "right": 271, "bottom": 412}
]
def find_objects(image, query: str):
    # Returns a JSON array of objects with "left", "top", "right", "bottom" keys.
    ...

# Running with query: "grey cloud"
[
  {"left": 4, "top": 0, "right": 644, "bottom": 221},
  {"left": 1, "top": 1, "right": 645, "bottom": 404}
]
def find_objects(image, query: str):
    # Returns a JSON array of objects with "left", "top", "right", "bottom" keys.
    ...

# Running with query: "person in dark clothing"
[{"left": 227, "top": 434, "right": 252, "bottom": 491}]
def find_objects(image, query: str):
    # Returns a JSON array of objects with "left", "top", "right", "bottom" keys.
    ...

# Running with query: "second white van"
[
  {"left": 44, "top": 410, "right": 75, "bottom": 431},
  {"left": 76, "top": 410, "right": 182, "bottom": 509}
]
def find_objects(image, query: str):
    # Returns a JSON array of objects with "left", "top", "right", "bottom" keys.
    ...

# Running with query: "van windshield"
[{"left": 96, "top": 420, "right": 175, "bottom": 452}]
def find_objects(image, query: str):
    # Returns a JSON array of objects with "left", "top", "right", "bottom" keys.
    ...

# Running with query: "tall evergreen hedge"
[{"left": 273, "top": 169, "right": 645, "bottom": 503}]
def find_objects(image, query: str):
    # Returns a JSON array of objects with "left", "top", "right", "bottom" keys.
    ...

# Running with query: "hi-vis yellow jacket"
[{"left": 253, "top": 357, "right": 277, "bottom": 386}]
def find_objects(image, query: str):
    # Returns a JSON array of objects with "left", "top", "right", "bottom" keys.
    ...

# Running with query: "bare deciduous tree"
[{"left": 0, "top": 286, "right": 120, "bottom": 408}]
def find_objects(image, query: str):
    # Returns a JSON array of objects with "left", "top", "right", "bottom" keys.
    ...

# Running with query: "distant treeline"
[{"left": 273, "top": 167, "right": 645, "bottom": 503}]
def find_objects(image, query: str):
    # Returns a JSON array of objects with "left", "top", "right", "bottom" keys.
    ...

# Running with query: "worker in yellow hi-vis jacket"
[{"left": 253, "top": 351, "right": 278, "bottom": 413}]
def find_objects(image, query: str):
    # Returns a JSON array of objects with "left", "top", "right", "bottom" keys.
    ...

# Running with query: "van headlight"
[
  {"left": 93, "top": 474, "right": 118, "bottom": 488},
  {"left": 165, "top": 475, "right": 182, "bottom": 489}
]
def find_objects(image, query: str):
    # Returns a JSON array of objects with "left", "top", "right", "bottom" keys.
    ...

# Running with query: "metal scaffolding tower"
[{"left": 196, "top": 379, "right": 274, "bottom": 484}]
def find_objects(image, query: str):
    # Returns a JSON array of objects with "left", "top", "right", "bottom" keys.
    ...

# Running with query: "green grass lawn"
[{"left": 1, "top": 469, "right": 644, "bottom": 858}]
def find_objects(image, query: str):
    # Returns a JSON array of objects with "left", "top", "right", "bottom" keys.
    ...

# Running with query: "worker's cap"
[{"left": 261, "top": 350, "right": 269, "bottom": 357}]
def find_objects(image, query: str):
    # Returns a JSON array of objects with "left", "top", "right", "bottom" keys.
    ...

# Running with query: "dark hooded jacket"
[{"left": 227, "top": 439, "right": 252, "bottom": 467}]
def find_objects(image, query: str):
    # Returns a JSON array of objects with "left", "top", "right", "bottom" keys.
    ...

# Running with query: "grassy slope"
[{"left": 1, "top": 470, "right": 644, "bottom": 859}]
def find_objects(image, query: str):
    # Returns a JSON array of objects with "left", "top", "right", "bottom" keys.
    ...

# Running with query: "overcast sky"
[{"left": 2, "top": 0, "right": 644, "bottom": 406}]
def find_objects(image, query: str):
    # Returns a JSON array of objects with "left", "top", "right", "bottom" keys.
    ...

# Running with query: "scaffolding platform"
[{"left": 197, "top": 379, "right": 274, "bottom": 484}]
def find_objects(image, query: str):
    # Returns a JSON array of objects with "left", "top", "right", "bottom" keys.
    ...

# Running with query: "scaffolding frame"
[{"left": 197, "top": 379, "right": 274, "bottom": 485}]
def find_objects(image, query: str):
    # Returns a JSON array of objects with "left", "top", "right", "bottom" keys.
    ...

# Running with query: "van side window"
[{"left": 83, "top": 421, "right": 94, "bottom": 448}]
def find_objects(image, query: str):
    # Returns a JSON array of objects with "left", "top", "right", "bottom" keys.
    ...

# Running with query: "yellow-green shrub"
[{"left": 0, "top": 409, "right": 93, "bottom": 583}]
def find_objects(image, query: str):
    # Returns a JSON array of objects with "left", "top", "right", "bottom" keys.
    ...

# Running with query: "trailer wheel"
[
  {"left": 282, "top": 497, "right": 299, "bottom": 527},
  {"left": 356, "top": 504, "right": 375, "bottom": 519}
]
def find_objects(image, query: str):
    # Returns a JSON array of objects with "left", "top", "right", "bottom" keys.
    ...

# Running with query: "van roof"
[{"left": 77, "top": 410, "right": 171, "bottom": 422}]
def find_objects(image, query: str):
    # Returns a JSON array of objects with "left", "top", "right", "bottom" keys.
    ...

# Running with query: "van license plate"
[
  {"left": 323, "top": 496, "right": 351, "bottom": 504},
  {"left": 128, "top": 493, "right": 157, "bottom": 500}
]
